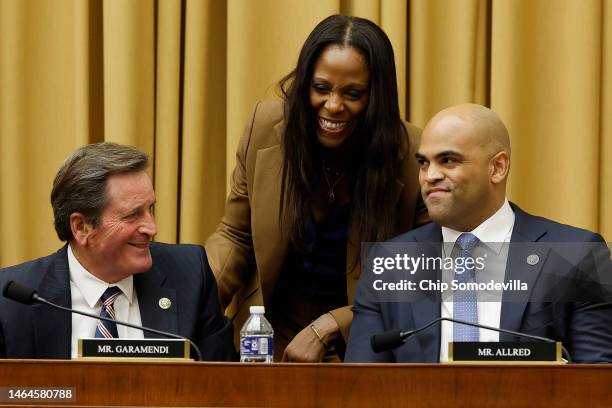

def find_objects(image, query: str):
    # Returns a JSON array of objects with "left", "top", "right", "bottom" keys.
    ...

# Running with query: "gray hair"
[{"left": 51, "top": 142, "right": 149, "bottom": 241}]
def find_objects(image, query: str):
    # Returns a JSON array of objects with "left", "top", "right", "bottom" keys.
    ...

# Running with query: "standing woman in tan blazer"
[{"left": 206, "top": 15, "right": 426, "bottom": 362}]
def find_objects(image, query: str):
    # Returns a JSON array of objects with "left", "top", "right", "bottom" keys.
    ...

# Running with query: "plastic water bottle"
[{"left": 240, "top": 305, "right": 274, "bottom": 363}]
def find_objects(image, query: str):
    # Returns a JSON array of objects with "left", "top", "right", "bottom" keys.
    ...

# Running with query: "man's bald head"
[
  {"left": 416, "top": 104, "right": 512, "bottom": 231},
  {"left": 425, "top": 103, "right": 511, "bottom": 158}
]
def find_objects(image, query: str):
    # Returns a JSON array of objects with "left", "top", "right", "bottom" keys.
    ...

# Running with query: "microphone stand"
[
  {"left": 34, "top": 293, "right": 203, "bottom": 361},
  {"left": 375, "top": 316, "right": 572, "bottom": 363}
]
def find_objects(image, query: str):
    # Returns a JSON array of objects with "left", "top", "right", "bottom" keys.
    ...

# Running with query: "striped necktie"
[
  {"left": 453, "top": 233, "right": 480, "bottom": 342},
  {"left": 94, "top": 286, "right": 122, "bottom": 338}
]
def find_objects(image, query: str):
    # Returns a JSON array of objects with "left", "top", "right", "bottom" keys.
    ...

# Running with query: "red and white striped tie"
[{"left": 94, "top": 286, "right": 121, "bottom": 338}]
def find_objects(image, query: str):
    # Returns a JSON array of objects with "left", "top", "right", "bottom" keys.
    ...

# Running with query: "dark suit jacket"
[
  {"left": 0, "top": 242, "right": 236, "bottom": 361},
  {"left": 346, "top": 204, "right": 612, "bottom": 363}
]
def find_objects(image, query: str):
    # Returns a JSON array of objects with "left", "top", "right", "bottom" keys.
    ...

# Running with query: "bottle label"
[{"left": 240, "top": 336, "right": 274, "bottom": 356}]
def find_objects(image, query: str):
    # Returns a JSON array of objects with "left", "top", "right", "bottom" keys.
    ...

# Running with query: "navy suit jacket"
[
  {"left": 346, "top": 204, "right": 612, "bottom": 363},
  {"left": 0, "top": 242, "right": 236, "bottom": 361}
]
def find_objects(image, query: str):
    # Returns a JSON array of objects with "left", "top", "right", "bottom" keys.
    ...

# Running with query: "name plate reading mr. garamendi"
[
  {"left": 78, "top": 339, "right": 190, "bottom": 360},
  {"left": 448, "top": 342, "right": 563, "bottom": 363}
]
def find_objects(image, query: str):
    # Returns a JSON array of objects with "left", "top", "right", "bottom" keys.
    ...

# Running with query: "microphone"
[
  {"left": 3, "top": 280, "right": 38, "bottom": 304},
  {"left": 3, "top": 280, "right": 203, "bottom": 361},
  {"left": 371, "top": 316, "right": 572, "bottom": 363}
]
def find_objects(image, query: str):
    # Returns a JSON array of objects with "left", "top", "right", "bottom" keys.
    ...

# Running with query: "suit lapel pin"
[
  {"left": 158, "top": 297, "right": 172, "bottom": 310},
  {"left": 526, "top": 254, "right": 539, "bottom": 265}
]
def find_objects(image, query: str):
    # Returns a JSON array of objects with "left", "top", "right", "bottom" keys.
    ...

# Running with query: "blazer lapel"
[
  {"left": 251, "top": 140, "right": 289, "bottom": 306},
  {"left": 33, "top": 246, "right": 72, "bottom": 359},
  {"left": 499, "top": 205, "right": 548, "bottom": 338},
  {"left": 135, "top": 267, "right": 177, "bottom": 337},
  {"left": 273, "top": 119, "right": 283, "bottom": 144},
  {"left": 409, "top": 227, "right": 443, "bottom": 361}
]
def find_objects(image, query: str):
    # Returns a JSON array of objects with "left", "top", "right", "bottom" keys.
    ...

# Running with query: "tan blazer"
[{"left": 206, "top": 100, "right": 424, "bottom": 347}]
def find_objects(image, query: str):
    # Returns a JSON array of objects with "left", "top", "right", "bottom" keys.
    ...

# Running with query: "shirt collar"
[
  {"left": 67, "top": 244, "right": 134, "bottom": 308},
  {"left": 441, "top": 198, "right": 515, "bottom": 254}
]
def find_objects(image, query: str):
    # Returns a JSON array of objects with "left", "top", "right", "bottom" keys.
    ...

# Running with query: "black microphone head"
[
  {"left": 3, "top": 281, "right": 38, "bottom": 305},
  {"left": 371, "top": 330, "right": 405, "bottom": 353}
]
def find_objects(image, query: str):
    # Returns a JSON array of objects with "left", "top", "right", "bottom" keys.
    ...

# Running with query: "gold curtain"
[
  {"left": 1, "top": 0, "right": 93, "bottom": 266},
  {"left": 492, "top": 0, "right": 607, "bottom": 237},
  {"left": 409, "top": 0, "right": 611, "bottom": 239},
  {"left": 0, "top": 0, "right": 610, "bottom": 267}
]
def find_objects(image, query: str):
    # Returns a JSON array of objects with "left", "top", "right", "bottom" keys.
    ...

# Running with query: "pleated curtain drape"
[{"left": 0, "top": 0, "right": 610, "bottom": 267}]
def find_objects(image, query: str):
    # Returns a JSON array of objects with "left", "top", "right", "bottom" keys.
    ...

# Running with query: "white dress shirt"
[
  {"left": 68, "top": 244, "right": 144, "bottom": 358},
  {"left": 438, "top": 199, "right": 515, "bottom": 362}
]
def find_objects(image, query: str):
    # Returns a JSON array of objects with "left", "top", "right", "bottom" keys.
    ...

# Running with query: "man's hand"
[{"left": 281, "top": 313, "right": 340, "bottom": 362}]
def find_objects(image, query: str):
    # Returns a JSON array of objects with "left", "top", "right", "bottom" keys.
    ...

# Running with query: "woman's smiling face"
[{"left": 309, "top": 45, "right": 370, "bottom": 149}]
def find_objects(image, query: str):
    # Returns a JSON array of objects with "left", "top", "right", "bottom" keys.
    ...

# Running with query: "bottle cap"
[{"left": 250, "top": 305, "right": 265, "bottom": 314}]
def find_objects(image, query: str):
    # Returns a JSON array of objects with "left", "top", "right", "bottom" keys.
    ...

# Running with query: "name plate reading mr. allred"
[
  {"left": 448, "top": 342, "right": 562, "bottom": 363},
  {"left": 78, "top": 339, "right": 190, "bottom": 360}
]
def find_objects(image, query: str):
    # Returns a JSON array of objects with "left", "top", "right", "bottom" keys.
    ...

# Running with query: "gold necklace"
[{"left": 322, "top": 163, "right": 345, "bottom": 203}]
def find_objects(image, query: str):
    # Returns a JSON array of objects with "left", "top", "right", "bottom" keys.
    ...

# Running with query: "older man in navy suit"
[
  {"left": 0, "top": 143, "right": 236, "bottom": 360},
  {"left": 346, "top": 104, "right": 612, "bottom": 363}
]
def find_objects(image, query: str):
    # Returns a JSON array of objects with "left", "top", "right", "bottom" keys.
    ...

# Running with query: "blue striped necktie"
[
  {"left": 95, "top": 286, "right": 122, "bottom": 338},
  {"left": 453, "top": 233, "right": 480, "bottom": 342}
]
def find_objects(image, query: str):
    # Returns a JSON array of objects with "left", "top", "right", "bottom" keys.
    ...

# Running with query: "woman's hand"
[{"left": 281, "top": 313, "right": 339, "bottom": 362}]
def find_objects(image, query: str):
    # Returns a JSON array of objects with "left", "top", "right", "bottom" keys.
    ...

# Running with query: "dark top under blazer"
[
  {"left": 345, "top": 204, "right": 612, "bottom": 363},
  {"left": 0, "top": 242, "right": 236, "bottom": 361}
]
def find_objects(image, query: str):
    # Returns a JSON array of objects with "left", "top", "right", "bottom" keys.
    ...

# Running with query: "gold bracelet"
[{"left": 310, "top": 324, "right": 330, "bottom": 349}]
